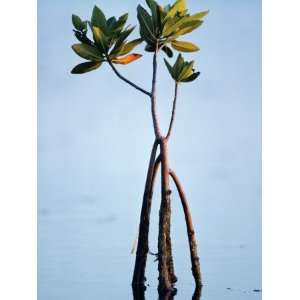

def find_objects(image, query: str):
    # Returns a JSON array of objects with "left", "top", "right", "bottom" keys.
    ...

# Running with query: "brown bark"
[
  {"left": 158, "top": 138, "right": 174, "bottom": 293},
  {"left": 132, "top": 140, "right": 159, "bottom": 286},
  {"left": 169, "top": 169, "right": 202, "bottom": 287},
  {"left": 192, "top": 285, "right": 203, "bottom": 300}
]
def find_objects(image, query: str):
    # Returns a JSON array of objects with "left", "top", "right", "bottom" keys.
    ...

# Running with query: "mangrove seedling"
[{"left": 70, "top": 0, "right": 208, "bottom": 294}]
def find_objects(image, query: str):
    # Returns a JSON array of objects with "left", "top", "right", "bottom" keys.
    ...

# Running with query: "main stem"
[
  {"left": 151, "top": 47, "right": 162, "bottom": 139},
  {"left": 158, "top": 138, "right": 173, "bottom": 293}
]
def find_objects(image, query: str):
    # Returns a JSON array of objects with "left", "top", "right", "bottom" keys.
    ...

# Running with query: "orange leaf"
[{"left": 112, "top": 53, "right": 142, "bottom": 65}]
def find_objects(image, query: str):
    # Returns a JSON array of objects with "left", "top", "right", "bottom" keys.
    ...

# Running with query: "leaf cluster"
[
  {"left": 71, "top": 6, "right": 143, "bottom": 74},
  {"left": 164, "top": 54, "right": 200, "bottom": 83},
  {"left": 137, "top": 0, "right": 208, "bottom": 57},
  {"left": 70, "top": 1, "right": 208, "bottom": 83}
]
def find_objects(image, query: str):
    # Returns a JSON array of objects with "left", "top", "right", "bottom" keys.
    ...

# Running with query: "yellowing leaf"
[
  {"left": 167, "top": 0, "right": 186, "bottom": 18},
  {"left": 192, "top": 10, "right": 209, "bottom": 20},
  {"left": 112, "top": 53, "right": 142, "bottom": 65},
  {"left": 171, "top": 40, "right": 200, "bottom": 52}
]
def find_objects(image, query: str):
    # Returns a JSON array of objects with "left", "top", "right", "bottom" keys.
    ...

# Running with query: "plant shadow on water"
[{"left": 132, "top": 285, "right": 202, "bottom": 300}]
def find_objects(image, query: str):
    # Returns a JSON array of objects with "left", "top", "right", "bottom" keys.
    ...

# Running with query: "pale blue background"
[{"left": 38, "top": 0, "right": 261, "bottom": 299}]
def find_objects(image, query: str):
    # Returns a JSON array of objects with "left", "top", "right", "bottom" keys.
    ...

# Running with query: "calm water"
[{"left": 38, "top": 164, "right": 261, "bottom": 300}]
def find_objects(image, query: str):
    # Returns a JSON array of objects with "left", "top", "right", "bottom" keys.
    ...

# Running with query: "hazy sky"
[{"left": 38, "top": 0, "right": 261, "bottom": 208}]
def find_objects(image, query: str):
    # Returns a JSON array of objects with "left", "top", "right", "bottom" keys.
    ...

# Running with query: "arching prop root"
[
  {"left": 132, "top": 139, "right": 202, "bottom": 294},
  {"left": 169, "top": 169, "right": 202, "bottom": 288},
  {"left": 132, "top": 140, "right": 159, "bottom": 286}
]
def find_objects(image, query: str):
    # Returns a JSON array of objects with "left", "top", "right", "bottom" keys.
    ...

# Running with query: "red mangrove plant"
[{"left": 70, "top": 0, "right": 208, "bottom": 294}]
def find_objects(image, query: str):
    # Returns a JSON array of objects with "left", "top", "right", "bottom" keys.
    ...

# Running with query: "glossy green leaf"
[
  {"left": 110, "top": 27, "right": 135, "bottom": 55},
  {"left": 72, "top": 14, "right": 85, "bottom": 31},
  {"left": 137, "top": 5, "right": 156, "bottom": 41},
  {"left": 112, "top": 13, "right": 128, "bottom": 33},
  {"left": 178, "top": 61, "right": 194, "bottom": 81},
  {"left": 107, "top": 17, "right": 117, "bottom": 29},
  {"left": 176, "top": 20, "right": 203, "bottom": 36},
  {"left": 71, "top": 61, "right": 102, "bottom": 74},
  {"left": 145, "top": 44, "right": 156, "bottom": 52},
  {"left": 162, "top": 46, "right": 173, "bottom": 58},
  {"left": 164, "top": 58, "right": 174, "bottom": 79},
  {"left": 71, "top": 43, "right": 103, "bottom": 60},
  {"left": 92, "top": 26, "right": 108, "bottom": 53},
  {"left": 146, "top": 0, "right": 159, "bottom": 32},
  {"left": 181, "top": 71, "right": 200, "bottom": 82},
  {"left": 91, "top": 6, "right": 107, "bottom": 32},
  {"left": 173, "top": 53, "right": 185, "bottom": 78},
  {"left": 171, "top": 40, "right": 200, "bottom": 52},
  {"left": 73, "top": 31, "right": 93, "bottom": 46},
  {"left": 117, "top": 38, "right": 143, "bottom": 56}
]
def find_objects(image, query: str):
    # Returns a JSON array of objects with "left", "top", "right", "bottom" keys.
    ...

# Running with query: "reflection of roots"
[
  {"left": 132, "top": 138, "right": 202, "bottom": 294},
  {"left": 132, "top": 284, "right": 202, "bottom": 300}
]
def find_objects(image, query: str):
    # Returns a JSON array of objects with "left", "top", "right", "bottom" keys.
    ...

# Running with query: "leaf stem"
[{"left": 166, "top": 82, "right": 179, "bottom": 140}]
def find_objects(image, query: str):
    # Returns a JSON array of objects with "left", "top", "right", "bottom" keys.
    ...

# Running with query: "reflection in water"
[{"left": 132, "top": 285, "right": 202, "bottom": 300}]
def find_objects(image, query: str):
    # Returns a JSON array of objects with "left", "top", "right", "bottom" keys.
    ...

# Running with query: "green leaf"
[
  {"left": 163, "top": 11, "right": 207, "bottom": 37},
  {"left": 146, "top": 0, "right": 159, "bottom": 31},
  {"left": 192, "top": 10, "right": 209, "bottom": 20},
  {"left": 157, "top": 5, "right": 166, "bottom": 32},
  {"left": 73, "top": 31, "right": 93, "bottom": 46},
  {"left": 71, "top": 44, "right": 103, "bottom": 61},
  {"left": 176, "top": 20, "right": 203, "bottom": 36},
  {"left": 162, "top": 15, "right": 188, "bottom": 37},
  {"left": 72, "top": 14, "right": 85, "bottom": 31},
  {"left": 71, "top": 61, "right": 102, "bottom": 74},
  {"left": 107, "top": 17, "right": 117, "bottom": 29},
  {"left": 92, "top": 26, "right": 108, "bottom": 53},
  {"left": 181, "top": 71, "right": 200, "bottom": 82},
  {"left": 145, "top": 44, "right": 156, "bottom": 52},
  {"left": 162, "top": 46, "right": 173, "bottom": 58},
  {"left": 164, "top": 58, "right": 174, "bottom": 79},
  {"left": 110, "top": 26, "right": 135, "bottom": 55},
  {"left": 166, "top": 0, "right": 186, "bottom": 18},
  {"left": 171, "top": 40, "right": 200, "bottom": 52},
  {"left": 178, "top": 61, "right": 194, "bottom": 81},
  {"left": 91, "top": 6, "right": 107, "bottom": 32},
  {"left": 112, "top": 13, "right": 128, "bottom": 33},
  {"left": 117, "top": 38, "right": 143, "bottom": 56},
  {"left": 137, "top": 5, "right": 156, "bottom": 41},
  {"left": 173, "top": 53, "right": 185, "bottom": 78}
]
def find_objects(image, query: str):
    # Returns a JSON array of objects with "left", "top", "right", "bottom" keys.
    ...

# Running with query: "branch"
[
  {"left": 151, "top": 49, "right": 163, "bottom": 139},
  {"left": 166, "top": 82, "right": 179, "bottom": 140},
  {"left": 107, "top": 59, "right": 151, "bottom": 97}
]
